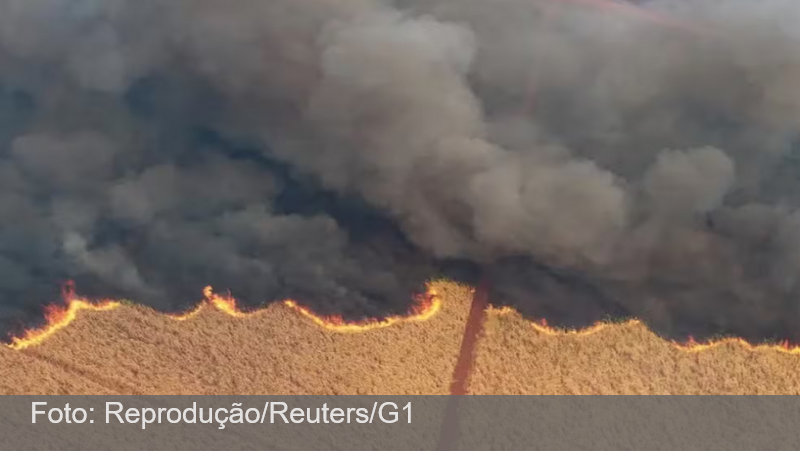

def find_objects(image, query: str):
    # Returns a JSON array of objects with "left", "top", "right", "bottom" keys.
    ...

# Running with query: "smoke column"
[{"left": 2, "top": 0, "right": 800, "bottom": 343}]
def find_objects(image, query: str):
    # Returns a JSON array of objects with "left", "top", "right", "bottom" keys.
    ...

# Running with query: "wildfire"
[
  {"left": 7, "top": 283, "right": 121, "bottom": 351},
  {"left": 202, "top": 286, "right": 247, "bottom": 318},
  {"left": 6, "top": 283, "right": 442, "bottom": 350},
  {"left": 138, "top": 286, "right": 248, "bottom": 322},
  {"left": 676, "top": 336, "right": 800, "bottom": 355},
  {"left": 283, "top": 288, "right": 441, "bottom": 332},
  {"left": 12, "top": 280, "right": 797, "bottom": 357},
  {"left": 529, "top": 317, "right": 622, "bottom": 337},
  {"left": 167, "top": 304, "right": 204, "bottom": 322},
  {"left": 491, "top": 306, "right": 623, "bottom": 337},
  {"left": 490, "top": 305, "right": 800, "bottom": 354}
]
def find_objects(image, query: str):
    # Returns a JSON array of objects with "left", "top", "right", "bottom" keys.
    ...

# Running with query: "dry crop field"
[{"left": 2, "top": 280, "right": 800, "bottom": 395}]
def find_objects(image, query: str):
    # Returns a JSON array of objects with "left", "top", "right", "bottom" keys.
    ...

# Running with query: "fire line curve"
[
  {"left": 5, "top": 283, "right": 442, "bottom": 351},
  {"left": 2, "top": 1, "right": 723, "bottom": 356},
  {"left": 6, "top": 282, "right": 800, "bottom": 357}
]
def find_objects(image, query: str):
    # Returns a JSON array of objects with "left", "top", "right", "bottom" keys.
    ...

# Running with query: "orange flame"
[
  {"left": 529, "top": 316, "right": 620, "bottom": 337},
  {"left": 166, "top": 286, "right": 276, "bottom": 320},
  {"left": 6, "top": 283, "right": 442, "bottom": 350},
  {"left": 490, "top": 306, "right": 800, "bottom": 354},
  {"left": 676, "top": 336, "right": 800, "bottom": 355},
  {"left": 13, "top": 282, "right": 796, "bottom": 356},
  {"left": 283, "top": 288, "right": 441, "bottom": 332},
  {"left": 202, "top": 286, "right": 247, "bottom": 318},
  {"left": 490, "top": 306, "right": 621, "bottom": 337},
  {"left": 167, "top": 304, "right": 204, "bottom": 322},
  {"left": 7, "top": 283, "right": 121, "bottom": 351}
]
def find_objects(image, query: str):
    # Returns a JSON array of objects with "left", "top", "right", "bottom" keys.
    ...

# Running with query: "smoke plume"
[{"left": 2, "top": 0, "right": 800, "bottom": 342}]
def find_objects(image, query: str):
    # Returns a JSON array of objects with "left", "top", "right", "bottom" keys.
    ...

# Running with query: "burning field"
[
  {"left": 471, "top": 307, "right": 800, "bottom": 395},
  {"left": 4, "top": 279, "right": 800, "bottom": 395},
  {"left": 4, "top": 0, "right": 800, "bottom": 395},
  {"left": 0, "top": 281, "right": 468, "bottom": 395}
]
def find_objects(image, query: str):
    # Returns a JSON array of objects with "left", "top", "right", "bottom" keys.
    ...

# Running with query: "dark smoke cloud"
[{"left": 2, "top": 0, "right": 800, "bottom": 343}]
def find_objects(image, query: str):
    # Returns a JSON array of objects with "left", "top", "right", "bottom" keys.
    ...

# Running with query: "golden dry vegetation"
[
  {"left": 0, "top": 281, "right": 472, "bottom": 395},
  {"left": 470, "top": 307, "right": 800, "bottom": 394},
  {"left": 2, "top": 280, "right": 800, "bottom": 394}
]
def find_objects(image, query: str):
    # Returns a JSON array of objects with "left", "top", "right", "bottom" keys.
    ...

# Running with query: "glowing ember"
[
  {"left": 283, "top": 289, "right": 441, "bottom": 333},
  {"left": 7, "top": 282, "right": 120, "bottom": 351}
]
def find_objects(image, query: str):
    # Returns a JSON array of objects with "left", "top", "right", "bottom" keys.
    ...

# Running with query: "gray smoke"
[{"left": 2, "top": 0, "right": 800, "bottom": 342}]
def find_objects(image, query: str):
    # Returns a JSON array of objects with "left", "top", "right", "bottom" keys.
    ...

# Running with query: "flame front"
[
  {"left": 491, "top": 306, "right": 800, "bottom": 354},
  {"left": 9, "top": 283, "right": 800, "bottom": 356},
  {"left": 7, "top": 283, "right": 121, "bottom": 351},
  {"left": 283, "top": 288, "right": 441, "bottom": 332},
  {"left": 203, "top": 286, "right": 246, "bottom": 317},
  {"left": 167, "top": 286, "right": 264, "bottom": 321},
  {"left": 677, "top": 336, "right": 800, "bottom": 354},
  {"left": 6, "top": 284, "right": 442, "bottom": 349}
]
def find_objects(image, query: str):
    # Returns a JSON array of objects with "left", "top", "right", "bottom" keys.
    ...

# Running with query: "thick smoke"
[{"left": 2, "top": 0, "right": 800, "bottom": 342}]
